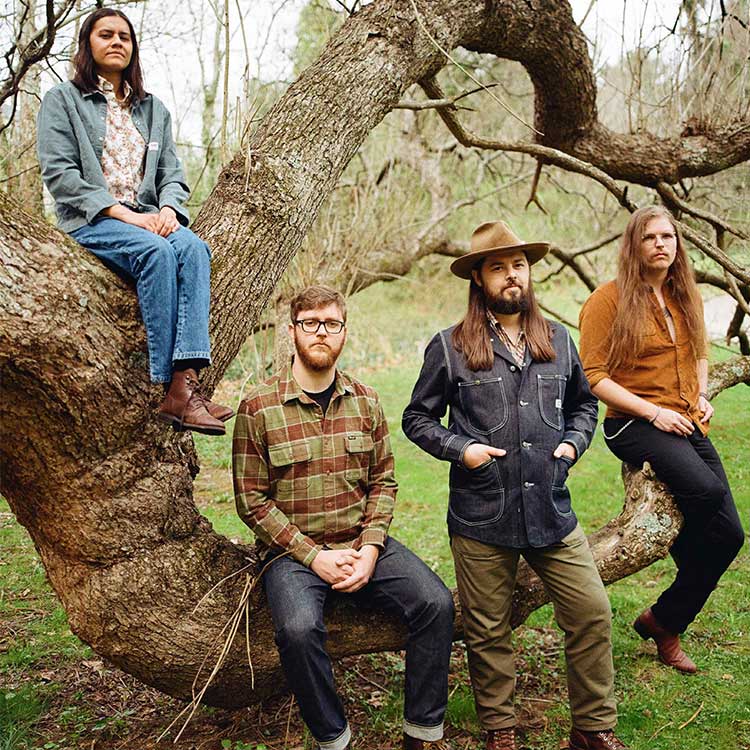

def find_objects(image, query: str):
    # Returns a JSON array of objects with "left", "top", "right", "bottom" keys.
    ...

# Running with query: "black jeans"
[
  {"left": 263, "top": 537, "right": 455, "bottom": 749},
  {"left": 603, "top": 418, "right": 745, "bottom": 633}
]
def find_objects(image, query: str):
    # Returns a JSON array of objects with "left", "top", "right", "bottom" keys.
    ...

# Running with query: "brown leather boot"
[
  {"left": 633, "top": 607, "right": 697, "bottom": 674},
  {"left": 199, "top": 394, "right": 234, "bottom": 422},
  {"left": 569, "top": 728, "right": 628, "bottom": 749},
  {"left": 486, "top": 728, "right": 516, "bottom": 750},
  {"left": 158, "top": 369, "right": 226, "bottom": 435}
]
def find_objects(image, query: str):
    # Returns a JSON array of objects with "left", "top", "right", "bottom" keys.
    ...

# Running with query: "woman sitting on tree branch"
[
  {"left": 36, "top": 7, "right": 232, "bottom": 435},
  {"left": 579, "top": 206, "right": 745, "bottom": 674}
]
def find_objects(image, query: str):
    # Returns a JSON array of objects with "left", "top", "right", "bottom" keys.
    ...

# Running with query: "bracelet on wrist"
[{"left": 648, "top": 407, "right": 661, "bottom": 424}]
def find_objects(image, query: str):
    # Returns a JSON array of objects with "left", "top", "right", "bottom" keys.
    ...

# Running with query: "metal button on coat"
[
  {"left": 510, "top": 365, "right": 516, "bottom": 372},
  {"left": 520, "top": 400, "right": 529, "bottom": 406},
  {"left": 522, "top": 441, "right": 531, "bottom": 448},
  {"left": 524, "top": 481, "right": 534, "bottom": 488}
]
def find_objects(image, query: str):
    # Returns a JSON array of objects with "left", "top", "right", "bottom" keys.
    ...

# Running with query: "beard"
[
  {"left": 485, "top": 285, "right": 530, "bottom": 315},
  {"left": 294, "top": 331, "right": 345, "bottom": 371}
]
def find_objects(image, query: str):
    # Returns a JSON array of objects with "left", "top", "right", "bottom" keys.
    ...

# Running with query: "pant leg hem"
[
  {"left": 317, "top": 723, "right": 350, "bottom": 750},
  {"left": 172, "top": 350, "right": 211, "bottom": 361},
  {"left": 152, "top": 373, "right": 171, "bottom": 384},
  {"left": 403, "top": 719, "right": 443, "bottom": 742},
  {"left": 483, "top": 721, "right": 517, "bottom": 731}
]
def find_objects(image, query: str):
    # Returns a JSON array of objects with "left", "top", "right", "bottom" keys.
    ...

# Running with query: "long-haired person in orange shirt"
[{"left": 579, "top": 206, "right": 744, "bottom": 674}]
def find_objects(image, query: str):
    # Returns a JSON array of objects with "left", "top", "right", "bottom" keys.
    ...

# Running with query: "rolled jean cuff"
[
  {"left": 151, "top": 372, "right": 172, "bottom": 384},
  {"left": 403, "top": 719, "right": 443, "bottom": 742},
  {"left": 172, "top": 350, "right": 211, "bottom": 363},
  {"left": 318, "top": 724, "right": 350, "bottom": 750}
]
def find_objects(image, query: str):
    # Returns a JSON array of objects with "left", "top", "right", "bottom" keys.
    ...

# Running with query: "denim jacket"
[
  {"left": 37, "top": 81, "right": 190, "bottom": 233},
  {"left": 402, "top": 321, "right": 598, "bottom": 548}
]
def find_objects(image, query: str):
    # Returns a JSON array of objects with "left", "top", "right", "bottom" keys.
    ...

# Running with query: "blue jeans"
[
  {"left": 263, "top": 538, "right": 454, "bottom": 750},
  {"left": 71, "top": 218, "right": 212, "bottom": 383}
]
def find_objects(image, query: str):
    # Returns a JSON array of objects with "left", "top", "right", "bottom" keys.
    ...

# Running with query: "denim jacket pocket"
[
  {"left": 457, "top": 377, "right": 509, "bottom": 434},
  {"left": 269, "top": 441, "right": 312, "bottom": 494},
  {"left": 537, "top": 374, "right": 566, "bottom": 430},
  {"left": 551, "top": 455, "right": 574, "bottom": 516},
  {"left": 449, "top": 459, "right": 506, "bottom": 526},
  {"left": 344, "top": 432, "right": 374, "bottom": 481}
]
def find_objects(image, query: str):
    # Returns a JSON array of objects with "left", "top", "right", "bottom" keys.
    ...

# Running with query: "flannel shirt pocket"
[
  {"left": 269, "top": 441, "right": 312, "bottom": 497},
  {"left": 344, "top": 432, "right": 374, "bottom": 482}
]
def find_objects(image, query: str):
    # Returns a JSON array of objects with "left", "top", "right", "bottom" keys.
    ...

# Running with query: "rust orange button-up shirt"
[{"left": 579, "top": 280, "right": 709, "bottom": 435}]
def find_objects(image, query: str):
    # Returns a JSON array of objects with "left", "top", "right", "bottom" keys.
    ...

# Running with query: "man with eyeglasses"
[{"left": 232, "top": 285, "right": 455, "bottom": 750}]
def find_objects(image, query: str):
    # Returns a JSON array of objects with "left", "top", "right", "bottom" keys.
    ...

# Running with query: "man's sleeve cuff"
[
  {"left": 359, "top": 529, "right": 386, "bottom": 549},
  {"left": 443, "top": 435, "right": 476, "bottom": 464},
  {"left": 562, "top": 432, "right": 588, "bottom": 461},
  {"left": 295, "top": 542, "right": 323, "bottom": 567}
]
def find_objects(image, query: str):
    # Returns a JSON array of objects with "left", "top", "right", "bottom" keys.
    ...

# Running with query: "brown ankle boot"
[
  {"left": 569, "top": 728, "right": 628, "bottom": 749},
  {"left": 633, "top": 607, "right": 697, "bottom": 674},
  {"left": 158, "top": 369, "right": 226, "bottom": 435},
  {"left": 203, "top": 398, "right": 234, "bottom": 422},
  {"left": 486, "top": 728, "right": 516, "bottom": 750}
]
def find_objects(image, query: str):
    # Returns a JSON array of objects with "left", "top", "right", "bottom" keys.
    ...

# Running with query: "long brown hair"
[
  {"left": 608, "top": 205, "right": 706, "bottom": 370},
  {"left": 452, "top": 271, "right": 555, "bottom": 371},
  {"left": 71, "top": 9, "right": 146, "bottom": 105}
]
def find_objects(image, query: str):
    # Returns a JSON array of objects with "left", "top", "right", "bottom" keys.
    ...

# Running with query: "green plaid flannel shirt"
[{"left": 232, "top": 366, "right": 397, "bottom": 566}]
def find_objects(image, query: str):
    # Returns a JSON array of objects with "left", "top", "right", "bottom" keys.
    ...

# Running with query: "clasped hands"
[{"left": 310, "top": 544, "right": 379, "bottom": 593}]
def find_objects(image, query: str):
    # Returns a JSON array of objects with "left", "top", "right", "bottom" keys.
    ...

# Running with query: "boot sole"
[{"left": 157, "top": 412, "right": 226, "bottom": 436}]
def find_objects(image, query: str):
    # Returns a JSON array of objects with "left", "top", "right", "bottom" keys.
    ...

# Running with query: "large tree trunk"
[{"left": 1, "top": 0, "right": 749, "bottom": 710}]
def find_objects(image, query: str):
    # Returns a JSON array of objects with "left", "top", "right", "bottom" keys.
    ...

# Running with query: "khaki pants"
[{"left": 451, "top": 524, "right": 617, "bottom": 731}]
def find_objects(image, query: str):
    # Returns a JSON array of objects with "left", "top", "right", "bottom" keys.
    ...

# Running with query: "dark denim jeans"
[
  {"left": 71, "top": 218, "right": 212, "bottom": 383},
  {"left": 263, "top": 537, "right": 454, "bottom": 750},
  {"left": 603, "top": 418, "right": 745, "bottom": 633}
]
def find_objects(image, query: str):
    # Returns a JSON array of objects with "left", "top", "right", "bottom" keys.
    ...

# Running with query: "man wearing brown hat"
[{"left": 402, "top": 222, "right": 628, "bottom": 750}]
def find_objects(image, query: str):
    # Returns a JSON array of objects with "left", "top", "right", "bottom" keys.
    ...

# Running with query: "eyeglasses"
[
  {"left": 642, "top": 232, "right": 676, "bottom": 245},
  {"left": 294, "top": 318, "right": 346, "bottom": 335}
]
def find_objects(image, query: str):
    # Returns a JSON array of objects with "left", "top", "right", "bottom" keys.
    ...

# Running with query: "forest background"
[{"left": 0, "top": 0, "right": 749, "bottom": 749}]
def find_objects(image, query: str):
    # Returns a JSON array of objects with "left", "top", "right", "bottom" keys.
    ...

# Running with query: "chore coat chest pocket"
[
  {"left": 268, "top": 441, "right": 311, "bottom": 497},
  {"left": 457, "top": 377, "right": 509, "bottom": 434},
  {"left": 537, "top": 374, "right": 566, "bottom": 430}
]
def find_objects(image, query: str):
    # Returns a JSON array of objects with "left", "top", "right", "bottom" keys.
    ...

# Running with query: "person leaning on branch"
[
  {"left": 36, "top": 7, "right": 232, "bottom": 435},
  {"left": 402, "top": 221, "right": 628, "bottom": 750},
  {"left": 232, "top": 285, "right": 455, "bottom": 750},
  {"left": 578, "top": 205, "right": 745, "bottom": 674}
]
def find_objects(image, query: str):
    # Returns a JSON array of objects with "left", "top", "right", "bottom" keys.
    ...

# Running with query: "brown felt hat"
[{"left": 450, "top": 220, "right": 550, "bottom": 279}]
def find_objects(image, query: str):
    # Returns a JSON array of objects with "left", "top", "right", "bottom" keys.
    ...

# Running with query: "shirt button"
[
  {"left": 98, "top": 136, "right": 103, "bottom": 141},
  {"left": 523, "top": 481, "right": 534, "bottom": 488},
  {"left": 326, "top": 469, "right": 332, "bottom": 475},
  {"left": 510, "top": 365, "right": 516, "bottom": 372}
]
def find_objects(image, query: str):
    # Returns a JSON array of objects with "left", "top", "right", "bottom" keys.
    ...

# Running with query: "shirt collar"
[
  {"left": 97, "top": 76, "right": 132, "bottom": 102},
  {"left": 279, "top": 361, "right": 353, "bottom": 405}
]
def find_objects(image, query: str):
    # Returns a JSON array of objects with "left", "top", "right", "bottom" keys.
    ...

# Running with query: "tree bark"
[{"left": 1, "top": 0, "right": 749, "bottom": 711}]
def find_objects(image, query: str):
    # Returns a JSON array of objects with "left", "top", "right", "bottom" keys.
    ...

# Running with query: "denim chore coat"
[
  {"left": 37, "top": 81, "right": 190, "bottom": 233},
  {"left": 402, "top": 321, "right": 598, "bottom": 548}
]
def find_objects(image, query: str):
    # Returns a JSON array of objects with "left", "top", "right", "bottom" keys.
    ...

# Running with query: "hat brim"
[{"left": 450, "top": 242, "right": 550, "bottom": 279}]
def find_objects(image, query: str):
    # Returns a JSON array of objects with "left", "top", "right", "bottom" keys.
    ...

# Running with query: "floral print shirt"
[{"left": 98, "top": 77, "right": 145, "bottom": 205}]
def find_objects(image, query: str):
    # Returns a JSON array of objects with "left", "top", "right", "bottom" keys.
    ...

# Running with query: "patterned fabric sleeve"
[
  {"left": 232, "top": 402, "right": 322, "bottom": 566},
  {"left": 356, "top": 397, "right": 397, "bottom": 549}
]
